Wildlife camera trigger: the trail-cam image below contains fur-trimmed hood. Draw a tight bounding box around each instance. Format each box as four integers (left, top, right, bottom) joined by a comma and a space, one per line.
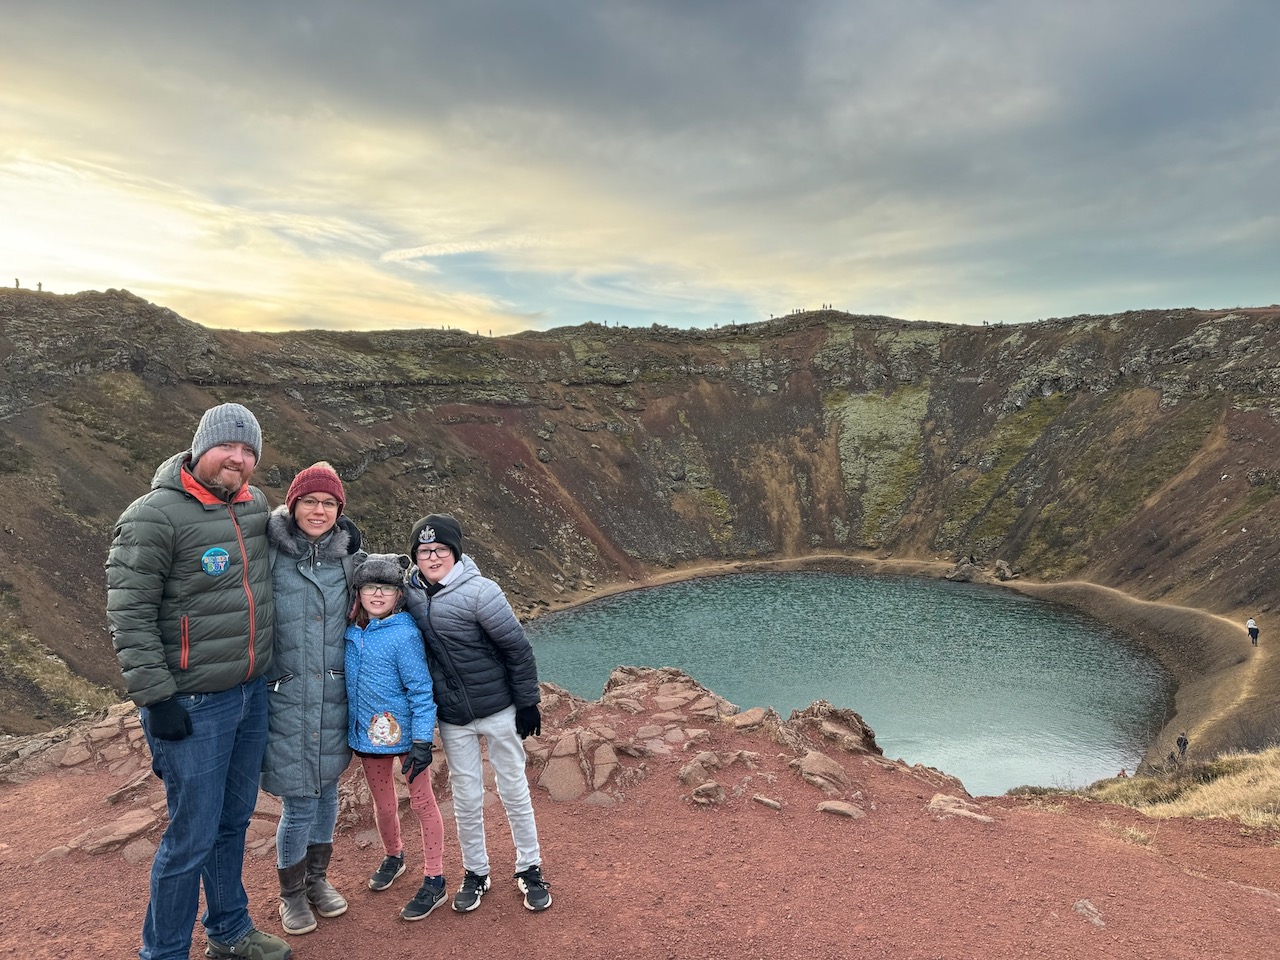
268, 505, 362, 560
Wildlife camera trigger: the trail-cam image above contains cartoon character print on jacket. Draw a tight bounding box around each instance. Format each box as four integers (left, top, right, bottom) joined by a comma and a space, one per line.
368, 711, 403, 747
344, 610, 436, 754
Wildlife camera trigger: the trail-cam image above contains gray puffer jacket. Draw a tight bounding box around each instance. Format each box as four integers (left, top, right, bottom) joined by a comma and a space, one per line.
260, 507, 361, 798
402, 555, 540, 726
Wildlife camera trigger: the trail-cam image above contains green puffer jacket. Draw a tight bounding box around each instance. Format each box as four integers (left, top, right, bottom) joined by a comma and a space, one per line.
106, 451, 275, 706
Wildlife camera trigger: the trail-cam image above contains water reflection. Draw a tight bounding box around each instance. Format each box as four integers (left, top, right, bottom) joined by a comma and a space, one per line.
525, 572, 1174, 796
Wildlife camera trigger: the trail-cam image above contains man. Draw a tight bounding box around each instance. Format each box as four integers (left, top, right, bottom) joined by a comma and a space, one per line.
107, 403, 290, 960
400, 513, 552, 914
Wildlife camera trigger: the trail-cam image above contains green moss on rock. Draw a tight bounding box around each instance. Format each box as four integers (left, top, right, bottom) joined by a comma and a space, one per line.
832, 384, 929, 545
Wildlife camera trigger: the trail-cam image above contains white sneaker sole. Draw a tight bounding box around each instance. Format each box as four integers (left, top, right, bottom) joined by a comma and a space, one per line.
452, 879, 490, 912
516, 877, 552, 912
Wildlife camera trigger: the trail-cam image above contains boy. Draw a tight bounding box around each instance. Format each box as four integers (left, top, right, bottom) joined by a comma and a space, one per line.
400, 514, 552, 913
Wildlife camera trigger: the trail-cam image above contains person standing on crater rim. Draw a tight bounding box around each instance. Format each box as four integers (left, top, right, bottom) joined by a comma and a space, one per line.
344, 552, 447, 923
401, 513, 553, 914
106, 403, 291, 960
261, 462, 362, 938
1247, 617, 1259, 646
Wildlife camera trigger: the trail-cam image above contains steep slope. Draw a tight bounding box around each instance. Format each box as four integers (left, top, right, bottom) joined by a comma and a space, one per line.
0, 289, 1277, 753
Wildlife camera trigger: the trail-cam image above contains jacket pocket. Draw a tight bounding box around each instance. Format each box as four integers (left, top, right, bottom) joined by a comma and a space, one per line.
267, 673, 295, 693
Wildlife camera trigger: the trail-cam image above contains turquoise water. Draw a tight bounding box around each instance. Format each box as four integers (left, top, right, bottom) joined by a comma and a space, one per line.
525, 572, 1174, 796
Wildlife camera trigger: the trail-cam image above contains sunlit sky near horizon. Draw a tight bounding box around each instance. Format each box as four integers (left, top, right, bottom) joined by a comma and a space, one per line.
4, 2, 1278, 336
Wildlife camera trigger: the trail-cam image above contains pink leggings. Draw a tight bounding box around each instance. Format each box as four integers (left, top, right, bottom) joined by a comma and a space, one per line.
359, 754, 444, 876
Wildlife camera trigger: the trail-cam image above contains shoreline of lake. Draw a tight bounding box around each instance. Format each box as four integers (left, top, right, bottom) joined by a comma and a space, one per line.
541, 553, 1264, 768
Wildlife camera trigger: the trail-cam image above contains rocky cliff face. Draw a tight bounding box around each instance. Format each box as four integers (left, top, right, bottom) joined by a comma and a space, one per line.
1, 288, 1277, 739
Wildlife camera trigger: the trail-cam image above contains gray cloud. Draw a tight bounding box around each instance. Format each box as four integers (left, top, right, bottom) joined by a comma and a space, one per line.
4, 0, 1278, 330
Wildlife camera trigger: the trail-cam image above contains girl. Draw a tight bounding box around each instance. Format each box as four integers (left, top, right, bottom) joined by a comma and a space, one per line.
344, 552, 447, 921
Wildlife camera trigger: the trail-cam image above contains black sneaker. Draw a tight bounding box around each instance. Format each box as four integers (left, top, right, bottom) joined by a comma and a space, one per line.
400, 875, 447, 921
514, 865, 552, 912
452, 870, 490, 912
368, 853, 406, 891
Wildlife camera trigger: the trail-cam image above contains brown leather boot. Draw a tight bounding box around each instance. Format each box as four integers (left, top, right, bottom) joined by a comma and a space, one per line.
278, 858, 317, 935
305, 843, 349, 918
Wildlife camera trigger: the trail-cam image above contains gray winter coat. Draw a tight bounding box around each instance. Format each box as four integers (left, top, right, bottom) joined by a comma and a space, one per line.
260, 507, 360, 798
402, 555, 539, 726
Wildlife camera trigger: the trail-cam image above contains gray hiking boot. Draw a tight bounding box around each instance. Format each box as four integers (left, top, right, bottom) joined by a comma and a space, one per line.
204, 928, 293, 959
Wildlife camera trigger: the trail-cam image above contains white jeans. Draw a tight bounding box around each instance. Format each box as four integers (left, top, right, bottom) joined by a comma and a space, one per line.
438, 704, 542, 875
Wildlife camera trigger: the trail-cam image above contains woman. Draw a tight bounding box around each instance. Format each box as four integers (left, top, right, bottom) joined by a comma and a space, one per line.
261, 462, 361, 936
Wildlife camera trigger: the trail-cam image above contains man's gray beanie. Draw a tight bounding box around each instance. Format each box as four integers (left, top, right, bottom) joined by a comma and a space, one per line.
191, 403, 263, 462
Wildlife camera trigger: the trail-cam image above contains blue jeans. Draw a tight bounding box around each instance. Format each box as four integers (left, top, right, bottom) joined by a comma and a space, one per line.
139, 678, 268, 960
276, 782, 339, 867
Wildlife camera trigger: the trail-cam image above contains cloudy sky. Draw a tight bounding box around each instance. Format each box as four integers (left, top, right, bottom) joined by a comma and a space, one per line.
3, 1, 1277, 335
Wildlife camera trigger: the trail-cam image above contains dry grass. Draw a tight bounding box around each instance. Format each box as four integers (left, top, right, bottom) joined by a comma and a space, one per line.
1099, 819, 1155, 847
1086, 746, 1280, 828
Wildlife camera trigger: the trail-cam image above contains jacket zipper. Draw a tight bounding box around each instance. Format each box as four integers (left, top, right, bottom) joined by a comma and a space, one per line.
180, 615, 190, 669
423, 584, 479, 722
230, 504, 256, 678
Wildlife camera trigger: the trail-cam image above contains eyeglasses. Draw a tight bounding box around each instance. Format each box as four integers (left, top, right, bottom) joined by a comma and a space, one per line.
359, 583, 400, 596
417, 546, 452, 560
298, 497, 340, 512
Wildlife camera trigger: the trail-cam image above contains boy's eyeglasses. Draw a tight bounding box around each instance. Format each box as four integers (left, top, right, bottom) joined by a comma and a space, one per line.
359, 583, 400, 596
417, 547, 453, 560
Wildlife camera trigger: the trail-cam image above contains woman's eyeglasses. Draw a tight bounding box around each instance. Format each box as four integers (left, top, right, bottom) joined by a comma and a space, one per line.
298, 497, 340, 513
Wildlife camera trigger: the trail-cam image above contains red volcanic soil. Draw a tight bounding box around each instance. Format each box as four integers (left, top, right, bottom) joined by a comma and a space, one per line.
1, 669, 1277, 960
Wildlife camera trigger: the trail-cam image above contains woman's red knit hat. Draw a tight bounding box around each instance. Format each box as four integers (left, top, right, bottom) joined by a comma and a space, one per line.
286, 462, 346, 515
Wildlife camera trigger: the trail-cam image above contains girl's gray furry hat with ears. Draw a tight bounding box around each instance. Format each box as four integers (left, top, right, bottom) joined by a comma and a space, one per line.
352, 552, 411, 590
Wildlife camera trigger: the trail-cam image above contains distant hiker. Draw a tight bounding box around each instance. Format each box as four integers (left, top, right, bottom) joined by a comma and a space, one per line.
106, 403, 291, 960
261, 463, 362, 937
1247, 617, 1259, 645
344, 552, 448, 922
1177, 732, 1189, 759
402, 513, 553, 913
1117, 769, 1128, 779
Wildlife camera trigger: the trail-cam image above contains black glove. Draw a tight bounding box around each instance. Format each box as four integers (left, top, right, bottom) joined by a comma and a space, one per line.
515, 704, 542, 739
401, 741, 433, 783
146, 697, 192, 741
